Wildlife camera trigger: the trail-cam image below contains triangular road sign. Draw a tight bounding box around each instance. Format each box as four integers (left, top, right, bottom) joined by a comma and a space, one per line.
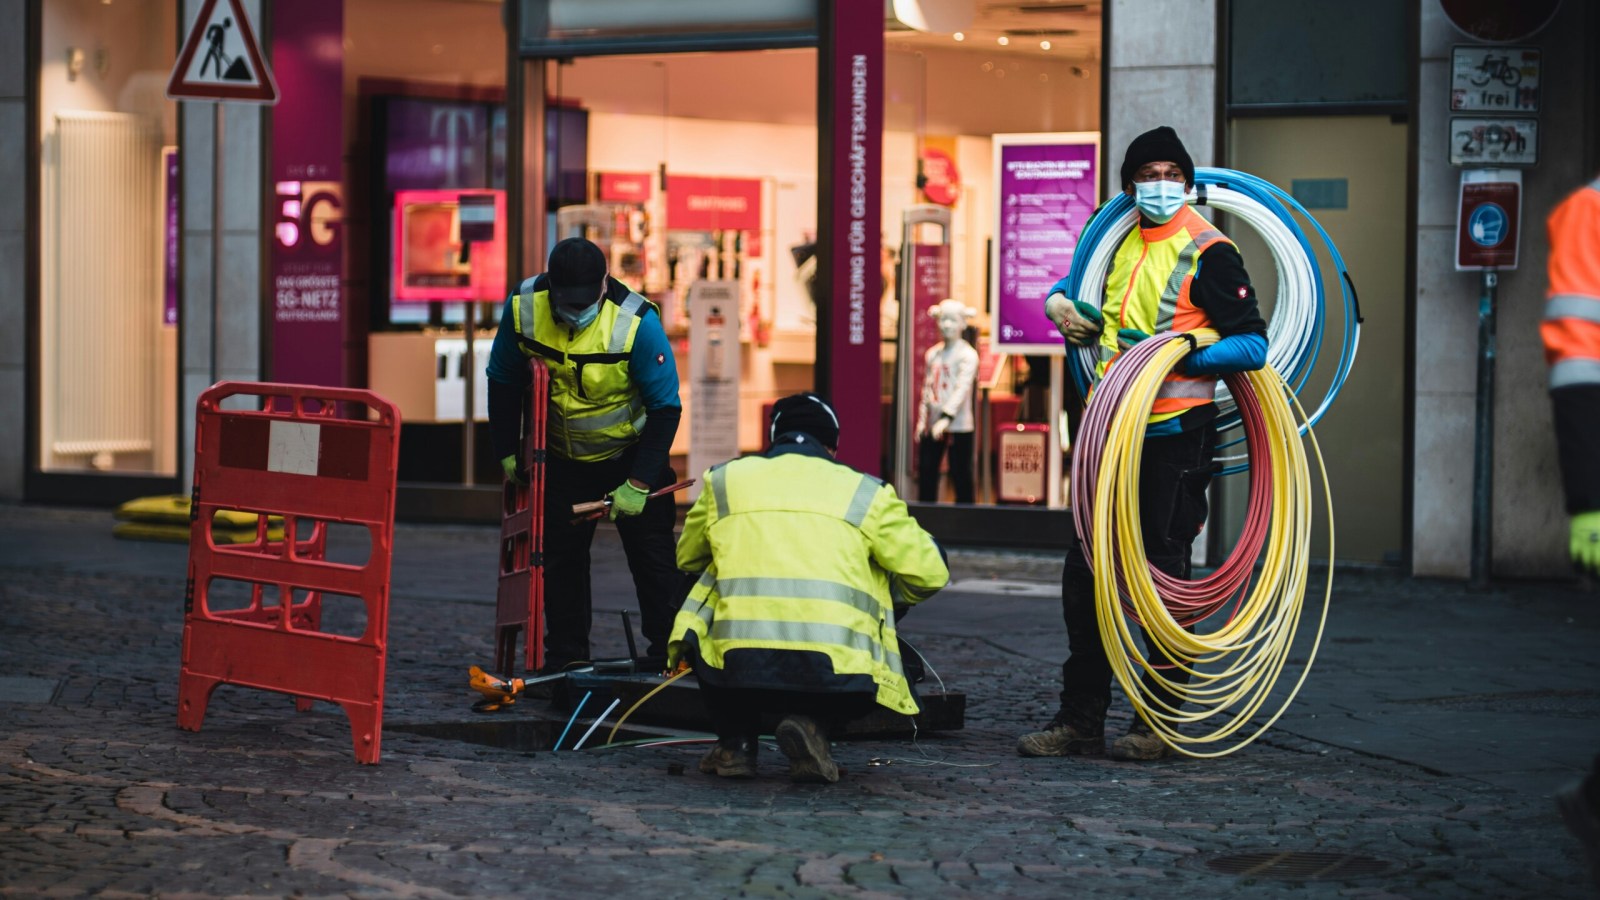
167, 0, 278, 104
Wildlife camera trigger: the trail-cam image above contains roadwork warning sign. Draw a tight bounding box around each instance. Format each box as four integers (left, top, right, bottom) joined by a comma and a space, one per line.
167, 0, 278, 104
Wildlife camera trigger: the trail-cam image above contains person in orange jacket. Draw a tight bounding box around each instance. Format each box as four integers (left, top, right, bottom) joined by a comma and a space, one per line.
1544, 173, 1600, 888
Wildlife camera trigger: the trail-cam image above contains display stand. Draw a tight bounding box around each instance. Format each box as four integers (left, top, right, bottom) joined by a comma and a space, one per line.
894, 205, 952, 499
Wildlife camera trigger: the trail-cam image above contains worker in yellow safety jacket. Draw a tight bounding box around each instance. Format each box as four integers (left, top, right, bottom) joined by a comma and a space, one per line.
1545, 174, 1600, 888
1026, 126, 1269, 762
486, 237, 684, 675
668, 393, 950, 784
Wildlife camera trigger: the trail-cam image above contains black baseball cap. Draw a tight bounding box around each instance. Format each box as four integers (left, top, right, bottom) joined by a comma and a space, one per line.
546, 237, 608, 309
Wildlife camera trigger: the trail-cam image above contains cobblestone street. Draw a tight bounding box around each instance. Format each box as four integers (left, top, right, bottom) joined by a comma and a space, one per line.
2, 505, 1596, 897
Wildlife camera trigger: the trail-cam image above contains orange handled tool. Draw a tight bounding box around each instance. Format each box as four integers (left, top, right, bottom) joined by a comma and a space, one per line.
569, 479, 696, 523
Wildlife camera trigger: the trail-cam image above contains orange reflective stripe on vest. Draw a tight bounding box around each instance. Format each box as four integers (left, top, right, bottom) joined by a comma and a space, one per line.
1099, 206, 1230, 422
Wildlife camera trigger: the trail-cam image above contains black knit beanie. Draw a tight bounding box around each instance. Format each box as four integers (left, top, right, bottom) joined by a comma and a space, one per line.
1120, 126, 1195, 189
769, 392, 840, 450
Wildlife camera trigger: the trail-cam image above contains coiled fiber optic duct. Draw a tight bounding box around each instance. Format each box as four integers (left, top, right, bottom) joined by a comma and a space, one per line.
1062, 168, 1353, 756
1072, 330, 1335, 757
1062, 167, 1361, 475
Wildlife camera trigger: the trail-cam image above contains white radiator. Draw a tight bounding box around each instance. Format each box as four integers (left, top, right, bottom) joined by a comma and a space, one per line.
45, 111, 162, 461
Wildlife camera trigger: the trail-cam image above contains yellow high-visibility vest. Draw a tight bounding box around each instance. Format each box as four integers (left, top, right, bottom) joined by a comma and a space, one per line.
669, 449, 950, 715
511, 278, 656, 462
1099, 205, 1233, 423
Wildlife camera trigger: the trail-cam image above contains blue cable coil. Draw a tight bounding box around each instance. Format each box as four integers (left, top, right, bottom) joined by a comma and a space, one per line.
1058, 167, 1362, 475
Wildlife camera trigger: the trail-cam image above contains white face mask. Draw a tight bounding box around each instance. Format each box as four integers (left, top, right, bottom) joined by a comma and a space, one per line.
1134, 180, 1188, 224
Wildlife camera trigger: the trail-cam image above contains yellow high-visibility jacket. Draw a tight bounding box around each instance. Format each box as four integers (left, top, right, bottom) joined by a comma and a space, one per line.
668, 440, 949, 715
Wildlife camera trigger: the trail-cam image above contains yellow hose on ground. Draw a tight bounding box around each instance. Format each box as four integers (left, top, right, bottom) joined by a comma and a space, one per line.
1088, 330, 1334, 758
602, 667, 692, 747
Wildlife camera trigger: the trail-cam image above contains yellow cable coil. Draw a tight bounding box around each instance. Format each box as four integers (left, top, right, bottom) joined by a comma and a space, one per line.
1090, 328, 1334, 757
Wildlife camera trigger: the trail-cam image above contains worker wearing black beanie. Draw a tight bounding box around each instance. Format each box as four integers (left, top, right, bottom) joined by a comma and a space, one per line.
1026, 124, 1269, 765
1119, 125, 1195, 190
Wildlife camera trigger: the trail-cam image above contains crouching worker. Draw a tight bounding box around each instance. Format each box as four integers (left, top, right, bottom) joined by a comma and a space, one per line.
667, 393, 950, 783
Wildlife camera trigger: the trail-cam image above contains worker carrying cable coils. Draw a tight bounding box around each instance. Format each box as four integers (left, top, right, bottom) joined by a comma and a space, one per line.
667, 393, 950, 784
1544, 174, 1600, 887
1022, 126, 1269, 761
486, 237, 686, 676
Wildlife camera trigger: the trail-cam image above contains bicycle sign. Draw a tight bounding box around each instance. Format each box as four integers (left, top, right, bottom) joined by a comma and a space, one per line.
1450, 46, 1539, 113
1450, 117, 1538, 168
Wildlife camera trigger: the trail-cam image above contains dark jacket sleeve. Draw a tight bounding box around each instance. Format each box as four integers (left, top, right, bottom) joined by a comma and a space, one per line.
488, 378, 525, 462
1190, 243, 1267, 337
1551, 385, 1600, 513
629, 406, 682, 487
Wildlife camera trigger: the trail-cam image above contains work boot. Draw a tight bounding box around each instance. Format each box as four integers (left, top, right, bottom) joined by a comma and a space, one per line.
698, 740, 756, 779
1557, 780, 1600, 889
1108, 721, 1173, 761
775, 716, 839, 784
1016, 718, 1104, 757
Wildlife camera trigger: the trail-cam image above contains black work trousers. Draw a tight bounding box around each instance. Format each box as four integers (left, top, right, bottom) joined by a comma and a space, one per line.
1056, 424, 1217, 732
699, 681, 878, 750
918, 432, 975, 504
541, 447, 683, 668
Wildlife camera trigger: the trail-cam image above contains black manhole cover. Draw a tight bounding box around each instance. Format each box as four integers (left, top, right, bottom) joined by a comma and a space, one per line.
1205, 850, 1395, 880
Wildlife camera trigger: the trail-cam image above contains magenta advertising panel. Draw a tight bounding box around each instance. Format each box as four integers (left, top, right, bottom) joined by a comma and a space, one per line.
907, 242, 948, 458
991, 133, 1099, 354
163, 148, 178, 326
385, 97, 489, 191
270, 0, 344, 387
824, 1, 883, 474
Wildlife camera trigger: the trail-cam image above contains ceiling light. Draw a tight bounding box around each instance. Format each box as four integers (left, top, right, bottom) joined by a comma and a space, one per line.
997, 35, 1009, 46
1040, 40, 1052, 50
953, 31, 964, 41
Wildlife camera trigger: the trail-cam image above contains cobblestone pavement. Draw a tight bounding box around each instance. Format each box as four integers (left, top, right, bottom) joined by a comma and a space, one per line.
1, 504, 1596, 897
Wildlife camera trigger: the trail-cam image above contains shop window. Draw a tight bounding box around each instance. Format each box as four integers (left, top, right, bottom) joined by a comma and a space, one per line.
37, 0, 179, 476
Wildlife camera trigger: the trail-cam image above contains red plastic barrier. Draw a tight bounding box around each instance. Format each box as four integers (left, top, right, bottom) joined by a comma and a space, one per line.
494, 361, 549, 676
177, 383, 401, 764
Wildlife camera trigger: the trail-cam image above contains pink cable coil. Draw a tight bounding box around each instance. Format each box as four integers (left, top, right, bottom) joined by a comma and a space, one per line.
1069, 332, 1275, 628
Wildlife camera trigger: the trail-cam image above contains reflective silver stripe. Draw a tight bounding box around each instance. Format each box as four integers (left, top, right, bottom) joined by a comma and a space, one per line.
516, 286, 540, 341
564, 397, 644, 433
608, 292, 647, 353
688, 574, 718, 627
708, 619, 891, 664
843, 476, 879, 527
1546, 295, 1600, 324
1551, 358, 1600, 389
566, 433, 633, 459
1156, 378, 1219, 399
710, 465, 729, 519
717, 576, 881, 619
1155, 239, 1203, 332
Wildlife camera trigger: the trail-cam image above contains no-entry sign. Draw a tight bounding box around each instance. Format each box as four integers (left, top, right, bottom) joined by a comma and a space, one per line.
1456, 169, 1521, 271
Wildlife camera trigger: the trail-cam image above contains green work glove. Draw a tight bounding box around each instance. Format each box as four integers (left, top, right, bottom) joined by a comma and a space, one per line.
1572, 510, 1600, 576
1071, 299, 1104, 329
1116, 328, 1151, 351
500, 454, 525, 486
608, 479, 650, 521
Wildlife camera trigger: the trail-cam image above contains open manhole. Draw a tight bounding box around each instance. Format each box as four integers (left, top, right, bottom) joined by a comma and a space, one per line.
1205, 850, 1396, 881
387, 717, 667, 753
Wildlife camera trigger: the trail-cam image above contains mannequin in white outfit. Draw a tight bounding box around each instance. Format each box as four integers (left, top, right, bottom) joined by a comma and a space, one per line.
917, 299, 980, 503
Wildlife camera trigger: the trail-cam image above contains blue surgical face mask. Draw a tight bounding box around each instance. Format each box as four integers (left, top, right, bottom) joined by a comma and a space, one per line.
556, 301, 600, 330
1134, 180, 1188, 224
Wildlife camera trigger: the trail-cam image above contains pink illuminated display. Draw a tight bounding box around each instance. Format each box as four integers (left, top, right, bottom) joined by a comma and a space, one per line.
391, 189, 507, 303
